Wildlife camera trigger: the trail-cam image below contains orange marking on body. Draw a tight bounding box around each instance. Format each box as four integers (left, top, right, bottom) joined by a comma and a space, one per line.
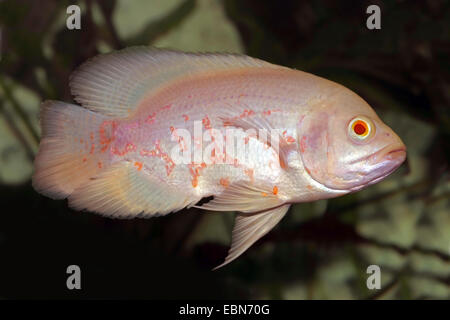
140, 149, 157, 157
223, 120, 233, 127
272, 186, 278, 195
171, 128, 188, 152
161, 156, 175, 176
286, 136, 296, 143
279, 157, 287, 169
222, 109, 256, 127
202, 115, 212, 130
306, 185, 313, 190
239, 109, 255, 118
140, 142, 175, 176
261, 192, 268, 197
219, 178, 230, 187
134, 161, 143, 171
182, 114, 189, 122
300, 136, 307, 153
188, 162, 207, 188
112, 143, 136, 156
262, 108, 281, 116
99, 120, 117, 153
179, 138, 188, 152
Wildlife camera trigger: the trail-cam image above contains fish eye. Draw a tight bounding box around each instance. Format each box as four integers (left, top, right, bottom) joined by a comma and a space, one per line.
348, 116, 374, 141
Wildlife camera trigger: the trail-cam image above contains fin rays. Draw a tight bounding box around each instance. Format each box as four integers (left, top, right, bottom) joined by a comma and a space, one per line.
213, 204, 290, 270
69, 47, 276, 117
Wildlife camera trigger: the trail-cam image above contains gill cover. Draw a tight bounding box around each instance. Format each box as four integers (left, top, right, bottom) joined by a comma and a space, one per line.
298, 111, 340, 189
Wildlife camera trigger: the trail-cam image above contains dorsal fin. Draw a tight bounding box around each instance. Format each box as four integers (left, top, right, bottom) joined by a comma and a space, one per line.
69, 47, 279, 117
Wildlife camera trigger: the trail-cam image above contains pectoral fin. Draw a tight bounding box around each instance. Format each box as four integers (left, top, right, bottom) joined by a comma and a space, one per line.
195, 181, 283, 213
213, 204, 290, 270
217, 110, 296, 169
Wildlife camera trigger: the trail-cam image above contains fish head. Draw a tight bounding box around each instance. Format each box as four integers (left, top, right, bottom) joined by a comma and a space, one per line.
298, 87, 406, 192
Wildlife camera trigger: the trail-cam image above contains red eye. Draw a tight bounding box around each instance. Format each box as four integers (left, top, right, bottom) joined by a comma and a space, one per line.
348, 117, 374, 141
353, 121, 367, 135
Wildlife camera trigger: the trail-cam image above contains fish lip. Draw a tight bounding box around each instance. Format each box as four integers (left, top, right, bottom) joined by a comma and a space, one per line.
369, 144, 406, 164
368, 147, 406, 180
387, 147, 406, 154
346, 145, 406, 191
385, 147, 407, 160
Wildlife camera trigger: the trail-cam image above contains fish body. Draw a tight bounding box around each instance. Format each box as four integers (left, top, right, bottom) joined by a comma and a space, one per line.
106, 68, 339, 203
33, 47, 406, 268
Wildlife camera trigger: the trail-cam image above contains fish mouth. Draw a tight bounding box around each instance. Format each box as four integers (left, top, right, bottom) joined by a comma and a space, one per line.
347, 145, 407, 191
366, 146, 406, 182
349, 144, 406, 165
385, 148, 407, 161
368, 144, 406, 163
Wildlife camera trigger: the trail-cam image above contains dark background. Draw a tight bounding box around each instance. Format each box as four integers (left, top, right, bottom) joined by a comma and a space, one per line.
0, 0, 448, 299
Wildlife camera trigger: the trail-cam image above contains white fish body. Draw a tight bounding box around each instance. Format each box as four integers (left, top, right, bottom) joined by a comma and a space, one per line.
33, 47, 406, 268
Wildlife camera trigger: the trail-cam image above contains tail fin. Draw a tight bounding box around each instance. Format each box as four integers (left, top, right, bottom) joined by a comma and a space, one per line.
32, 100, 112, 199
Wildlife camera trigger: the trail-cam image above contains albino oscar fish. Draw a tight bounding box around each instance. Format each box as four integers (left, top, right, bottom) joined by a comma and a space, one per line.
32, 47, 406, 269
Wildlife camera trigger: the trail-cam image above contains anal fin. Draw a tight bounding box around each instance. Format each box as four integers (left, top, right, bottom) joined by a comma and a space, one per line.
213, 204, 290, 270
68, 162, 198, 218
